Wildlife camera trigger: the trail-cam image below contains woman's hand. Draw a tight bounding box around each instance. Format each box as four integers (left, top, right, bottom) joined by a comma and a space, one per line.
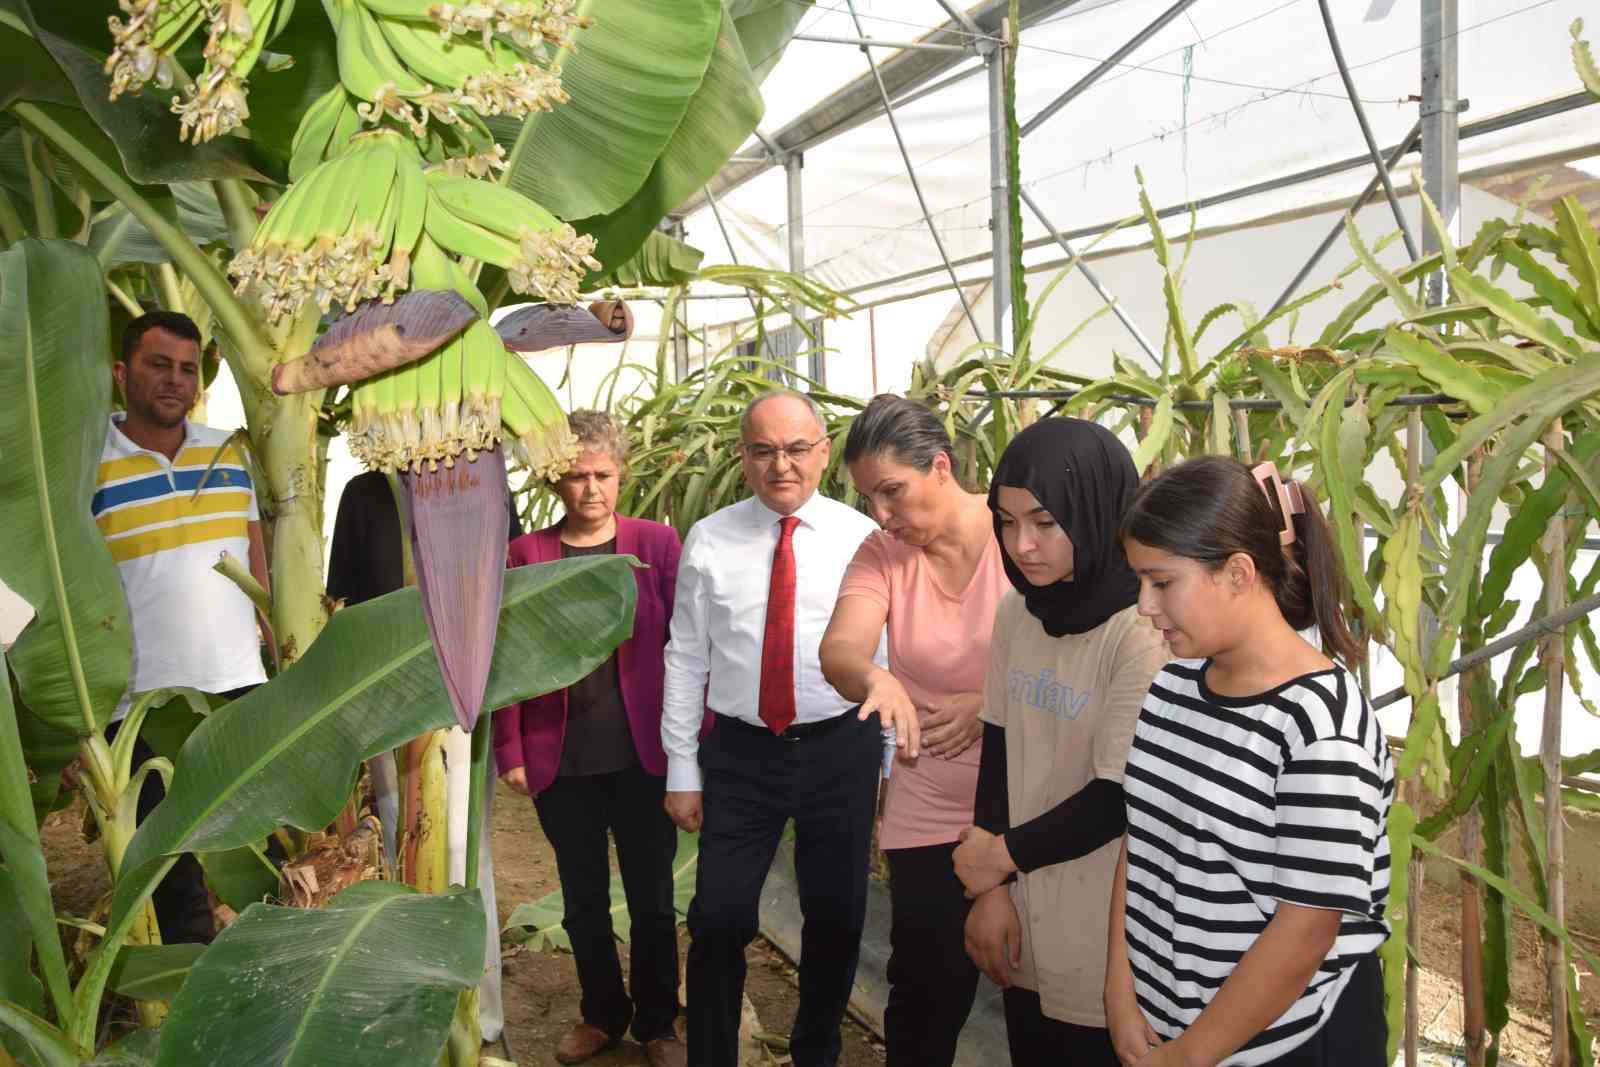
857, 668, 922, 758
953, 825, 1016, 898
1106, 953, 1161, 1065
921, 692, 982, 759
500, 766, 533, 797
963, 886, 1022, 987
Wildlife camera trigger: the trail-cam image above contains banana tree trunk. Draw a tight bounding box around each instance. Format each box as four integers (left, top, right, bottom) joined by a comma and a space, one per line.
220, 308, 329, 666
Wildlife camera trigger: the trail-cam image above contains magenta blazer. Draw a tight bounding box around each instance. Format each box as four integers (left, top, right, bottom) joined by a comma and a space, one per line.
493, 514, 699, 794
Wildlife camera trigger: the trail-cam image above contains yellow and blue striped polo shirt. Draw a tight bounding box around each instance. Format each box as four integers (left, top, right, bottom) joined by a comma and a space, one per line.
95, 416, 268, 712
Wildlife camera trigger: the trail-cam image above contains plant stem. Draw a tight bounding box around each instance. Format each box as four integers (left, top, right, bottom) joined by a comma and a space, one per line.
105, 274, 143, 317
18, 128, 56, 239
464, 713, 489, 891
11, 101, 276, 380
155, 262, 184, 313
0, 184, 24, 243
212, 178, 257, 251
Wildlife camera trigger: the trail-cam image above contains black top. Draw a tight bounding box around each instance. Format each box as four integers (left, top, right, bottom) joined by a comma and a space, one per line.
556, 538, 637, 777
326, 470, 523, 606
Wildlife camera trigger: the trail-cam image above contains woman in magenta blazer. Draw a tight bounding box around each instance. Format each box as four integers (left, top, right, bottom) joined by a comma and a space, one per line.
493, 410, 691, 1067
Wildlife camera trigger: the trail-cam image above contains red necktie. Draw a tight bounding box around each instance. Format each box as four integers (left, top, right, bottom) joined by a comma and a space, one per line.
758, 515, 800, 734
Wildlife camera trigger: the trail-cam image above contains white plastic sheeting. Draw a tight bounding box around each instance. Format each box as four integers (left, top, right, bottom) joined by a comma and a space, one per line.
679, 0, 1599, 341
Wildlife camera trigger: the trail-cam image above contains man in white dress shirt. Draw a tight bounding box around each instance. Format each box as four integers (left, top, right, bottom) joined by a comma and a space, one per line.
662, 390, 886, 1067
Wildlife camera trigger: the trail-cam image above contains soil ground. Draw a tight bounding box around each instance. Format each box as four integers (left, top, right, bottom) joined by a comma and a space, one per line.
33, 784, 1600, 1065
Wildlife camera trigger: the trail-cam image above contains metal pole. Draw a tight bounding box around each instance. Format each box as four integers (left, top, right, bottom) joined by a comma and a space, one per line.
669, 220, 690, 381
793, 32, 969, 53
786, 152, 820, 384
932, 0, 982, 38
1317, 0, 1419, 261
1421, 0, 1461, 305
1020, 0, 1201, 139
986, 37, 1014, 356
1541, 425, 1572, 1067
1020, 187, 1161, 367
1269, 122, 1422, 316
702, 187, 764, 325
845, 0, 984, 344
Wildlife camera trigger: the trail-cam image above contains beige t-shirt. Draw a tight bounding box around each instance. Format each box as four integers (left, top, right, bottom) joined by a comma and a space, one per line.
981, 594, 1168, 1027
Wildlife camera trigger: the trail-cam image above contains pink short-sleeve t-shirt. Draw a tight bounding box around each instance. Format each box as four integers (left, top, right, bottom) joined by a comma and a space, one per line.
839, 529, 1009, 849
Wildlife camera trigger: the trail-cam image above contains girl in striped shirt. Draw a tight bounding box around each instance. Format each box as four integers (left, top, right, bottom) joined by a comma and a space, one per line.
1106, 456, 1393, 1067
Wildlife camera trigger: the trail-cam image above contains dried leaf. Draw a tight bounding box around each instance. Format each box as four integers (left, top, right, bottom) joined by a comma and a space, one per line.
495, 300, 634, 352
270, 289, 478, 395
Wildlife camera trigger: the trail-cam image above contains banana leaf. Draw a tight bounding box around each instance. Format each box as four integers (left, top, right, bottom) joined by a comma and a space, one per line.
155, 882, 486, 1067
87, 1030, 161, 1067
575, 4, 767, 275
108, 943, 208, 1003
110, 555, 637, 930
0, 239, 131, 746
728, 0, 814, 84
0, 864, 46, 1065
590, 230, 705, 289
0, 655, 76, 1057
497, 0, 723, 221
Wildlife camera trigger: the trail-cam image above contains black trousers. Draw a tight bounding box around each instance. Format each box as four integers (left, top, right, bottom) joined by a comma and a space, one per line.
534, 765, 680, 1042
106, 720, 213, 944
883, 842, 981, 1067
1002, 987, 1119, 1066
686, 712, 881, 1067
1259, 953, 1386, 1067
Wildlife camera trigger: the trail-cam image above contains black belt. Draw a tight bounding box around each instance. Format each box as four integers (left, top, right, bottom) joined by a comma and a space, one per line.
718, 709, 857, 742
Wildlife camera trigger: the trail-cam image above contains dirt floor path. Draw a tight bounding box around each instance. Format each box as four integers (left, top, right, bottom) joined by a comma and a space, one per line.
34, 783, 1600, 1065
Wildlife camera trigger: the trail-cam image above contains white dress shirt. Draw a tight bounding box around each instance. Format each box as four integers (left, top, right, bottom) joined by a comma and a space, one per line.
661, 492, 889, 791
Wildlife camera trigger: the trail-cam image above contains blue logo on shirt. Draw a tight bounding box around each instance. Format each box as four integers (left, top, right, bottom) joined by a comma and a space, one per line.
1008, 668, 1091, 720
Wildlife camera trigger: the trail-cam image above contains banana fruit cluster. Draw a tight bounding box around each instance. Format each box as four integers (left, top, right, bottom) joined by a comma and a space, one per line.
229, 128, 426, 325
106, 0, 295, 143
345, 235, 578, 478
231, 127, 599, 323
333, 0, 586, 137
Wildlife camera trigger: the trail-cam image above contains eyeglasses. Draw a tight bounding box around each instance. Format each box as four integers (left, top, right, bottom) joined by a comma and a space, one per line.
742, 437, 825, 464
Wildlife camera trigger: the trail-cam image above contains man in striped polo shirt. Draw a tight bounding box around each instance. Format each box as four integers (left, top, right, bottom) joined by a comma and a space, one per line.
94, 310, 271, 942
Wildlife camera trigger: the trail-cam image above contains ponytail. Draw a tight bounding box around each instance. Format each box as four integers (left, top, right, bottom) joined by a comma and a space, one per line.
1119, 455, 1365, 666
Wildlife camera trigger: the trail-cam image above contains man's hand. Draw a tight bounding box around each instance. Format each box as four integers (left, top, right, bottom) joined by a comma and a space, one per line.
921, 692, 982, 759
500, 766, 533, 797
665, 790, 703, 832
953, 825, 1016, 898
1131, 1038, 1194, 1067
963, 886, 1022, 987
857, 670, 921, 757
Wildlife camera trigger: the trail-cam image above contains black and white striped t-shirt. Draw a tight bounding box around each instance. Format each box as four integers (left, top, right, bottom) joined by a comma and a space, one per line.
1122, 659, 1393, 1065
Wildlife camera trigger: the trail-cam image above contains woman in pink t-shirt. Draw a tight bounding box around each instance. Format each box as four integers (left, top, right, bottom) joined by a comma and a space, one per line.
820, 394, 1010, 1067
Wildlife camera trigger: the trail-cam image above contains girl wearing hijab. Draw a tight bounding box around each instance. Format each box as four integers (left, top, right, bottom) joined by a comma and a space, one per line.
950, 418, 1168, 1064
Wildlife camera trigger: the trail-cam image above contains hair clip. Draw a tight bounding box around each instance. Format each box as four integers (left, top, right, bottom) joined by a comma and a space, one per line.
1250, 462, 1306, 546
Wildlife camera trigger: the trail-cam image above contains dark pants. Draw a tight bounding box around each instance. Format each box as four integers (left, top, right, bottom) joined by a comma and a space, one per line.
883, 842, 981, 1067
1002, 988, 1119, 1066
686, 712, 881, 1067
534, 765, 681, 1042
1260, 954, 1386, 1066
106, 721, 213, 944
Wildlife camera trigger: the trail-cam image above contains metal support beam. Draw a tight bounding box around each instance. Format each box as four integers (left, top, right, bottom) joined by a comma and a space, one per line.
793, 32, 969, 53
1020, 187, 1161, 367
933, 0, 983, 38
1421, 0, 1461, 304
1020, 0, 1201, 139
703, 187, 764, 327
986, 37, 1014, 355
1317, 0, 1419, 261
1269, 122, 1422, 316
845, 0, 983, 343
681, 0, 1089, 217
786, 153, 821, 384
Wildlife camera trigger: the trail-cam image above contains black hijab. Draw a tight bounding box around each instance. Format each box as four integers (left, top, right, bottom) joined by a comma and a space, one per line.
988, 417, 1142, 637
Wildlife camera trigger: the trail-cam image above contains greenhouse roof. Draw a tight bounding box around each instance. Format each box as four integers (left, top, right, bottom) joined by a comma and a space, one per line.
675, 0, 1600, 320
